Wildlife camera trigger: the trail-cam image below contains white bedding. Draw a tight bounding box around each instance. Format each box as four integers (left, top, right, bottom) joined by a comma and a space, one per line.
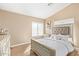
32, 38, 74, 56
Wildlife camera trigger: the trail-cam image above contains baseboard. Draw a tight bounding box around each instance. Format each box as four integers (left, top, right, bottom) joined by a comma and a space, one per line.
10, 42, 31, 48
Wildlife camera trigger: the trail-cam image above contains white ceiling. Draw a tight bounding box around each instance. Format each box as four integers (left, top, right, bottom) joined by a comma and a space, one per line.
0, 3, 71, 19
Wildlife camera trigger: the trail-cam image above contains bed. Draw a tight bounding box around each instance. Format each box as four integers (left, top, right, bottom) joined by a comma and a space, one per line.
31, 24, 75, 56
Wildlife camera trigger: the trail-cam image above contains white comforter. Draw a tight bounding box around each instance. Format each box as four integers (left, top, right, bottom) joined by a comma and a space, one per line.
33, 38, 74, 56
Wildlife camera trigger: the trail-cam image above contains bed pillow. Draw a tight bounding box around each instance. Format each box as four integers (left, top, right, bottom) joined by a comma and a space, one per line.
55, 34, 69, 41
50, 34, 57, 40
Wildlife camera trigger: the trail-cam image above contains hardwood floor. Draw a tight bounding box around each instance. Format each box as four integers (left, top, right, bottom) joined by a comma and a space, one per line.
11, 43, 36, 56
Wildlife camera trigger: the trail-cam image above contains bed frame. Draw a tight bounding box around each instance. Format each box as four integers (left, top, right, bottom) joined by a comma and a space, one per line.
31, 39, 56, 56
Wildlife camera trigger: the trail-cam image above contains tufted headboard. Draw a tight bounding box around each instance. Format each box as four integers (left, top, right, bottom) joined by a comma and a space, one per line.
52, 26, 70, 35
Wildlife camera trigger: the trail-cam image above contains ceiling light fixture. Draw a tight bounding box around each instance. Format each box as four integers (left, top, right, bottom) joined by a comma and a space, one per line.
48, 3, 53, 6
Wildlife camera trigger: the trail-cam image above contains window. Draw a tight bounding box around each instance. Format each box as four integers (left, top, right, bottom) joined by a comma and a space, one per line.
32, 22, 44, 36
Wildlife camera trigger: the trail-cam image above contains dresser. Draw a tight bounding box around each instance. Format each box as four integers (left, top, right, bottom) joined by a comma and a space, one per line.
0, 35, 10, 56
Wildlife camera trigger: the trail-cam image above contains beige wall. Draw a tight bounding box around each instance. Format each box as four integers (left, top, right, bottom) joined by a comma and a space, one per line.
45, 3, 79, 47
0, 10, 44, 46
